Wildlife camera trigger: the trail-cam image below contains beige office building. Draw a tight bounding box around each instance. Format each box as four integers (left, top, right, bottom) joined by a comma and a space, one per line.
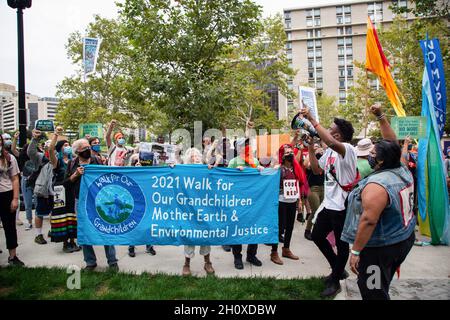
283, 0, 415, 112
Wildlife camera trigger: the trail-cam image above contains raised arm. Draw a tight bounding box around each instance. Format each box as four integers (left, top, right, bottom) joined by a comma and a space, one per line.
27, 129, 43, 168
370, 104, 397, 142
11, 131, 20, 157
49, 126, 63, 169
106, 119, 117, 149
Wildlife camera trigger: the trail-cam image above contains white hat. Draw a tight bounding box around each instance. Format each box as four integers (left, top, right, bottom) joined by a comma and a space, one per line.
356, 138, 374, 157
1, 133, 11, 140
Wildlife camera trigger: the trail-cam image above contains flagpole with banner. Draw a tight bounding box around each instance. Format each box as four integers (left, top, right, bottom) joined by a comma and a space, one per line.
417, 36, 449, 245
82, 37, 101, 116
365, 17, 406, 117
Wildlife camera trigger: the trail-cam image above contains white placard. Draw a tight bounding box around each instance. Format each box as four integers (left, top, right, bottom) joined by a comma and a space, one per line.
54, 185, 66, 209
283, 179, 299, 200
299, 86, 319, 122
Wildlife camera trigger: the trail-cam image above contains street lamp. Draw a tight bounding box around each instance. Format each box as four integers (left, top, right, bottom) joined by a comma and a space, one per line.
7, 0, 32, 148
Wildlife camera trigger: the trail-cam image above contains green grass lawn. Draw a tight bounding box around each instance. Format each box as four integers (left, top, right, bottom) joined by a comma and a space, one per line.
0, 266, 330, 300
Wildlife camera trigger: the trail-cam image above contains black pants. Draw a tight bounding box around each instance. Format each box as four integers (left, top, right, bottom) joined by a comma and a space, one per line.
272, 201, 297, 251
232, 244, 258, 259
357, 231, 415, 300
0, 191, 18, 250
311, 208, 349, 282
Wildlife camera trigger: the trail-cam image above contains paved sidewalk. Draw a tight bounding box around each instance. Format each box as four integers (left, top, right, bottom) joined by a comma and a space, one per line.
1, 211, 449, 299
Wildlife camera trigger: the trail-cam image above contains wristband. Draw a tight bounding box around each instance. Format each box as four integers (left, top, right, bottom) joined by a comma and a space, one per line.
351, 249, 360, 256
376, 113, 386, 121
313, 122, 320, 129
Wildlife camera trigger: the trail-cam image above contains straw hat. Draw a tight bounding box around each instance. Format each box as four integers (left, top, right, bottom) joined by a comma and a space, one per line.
356, 138, 374, 157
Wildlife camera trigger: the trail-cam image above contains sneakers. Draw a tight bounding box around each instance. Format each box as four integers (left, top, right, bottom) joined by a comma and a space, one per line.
321, 280, 341, 298
25, 223, 32, 231
128, 246, 136, 258
34, 234, 47, 245
16, 219, 24, 226
304, 230, 313, 241
204, 262, 215, 275
182, 264, 191, 276
146, 245, 156, 255
270, 251, 283, 265
108, 263, 119, 272
282, 248, 299, 260
8, 256, 25, 266
63, 243, 72, 253
222, 245, 231, 252
84, 264, 97, 271
70, 243, 81, 252
324, 270, 349, 284
246, 256, 262, 267
234, 257, 244, 270
296, 213, 305, 223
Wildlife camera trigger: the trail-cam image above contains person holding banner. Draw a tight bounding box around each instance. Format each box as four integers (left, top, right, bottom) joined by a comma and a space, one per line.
106, 120, 132, 167
64, 139, 118, 271
300, 106, 357, 298
179, 148, 215, 276
89, 137, 106, 165
342, 104, 416, 300
0, 134, 24, 266
228, 138, 264, 269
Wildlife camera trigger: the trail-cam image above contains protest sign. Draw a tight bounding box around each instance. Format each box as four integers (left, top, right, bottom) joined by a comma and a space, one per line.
83, 37, 101, 76
79, 123, 103, 139
391, 116, 427, 139
53, 185, 66, 209
299, 86, 319, 121
77, 165, 280, 245
35, 120, 54, 132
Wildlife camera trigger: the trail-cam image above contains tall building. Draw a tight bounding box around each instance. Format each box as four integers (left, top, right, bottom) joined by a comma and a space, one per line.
283, 0, 413, 111
0, 83, 59, 132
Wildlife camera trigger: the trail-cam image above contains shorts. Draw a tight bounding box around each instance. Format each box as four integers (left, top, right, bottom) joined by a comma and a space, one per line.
36, 196, 54, 217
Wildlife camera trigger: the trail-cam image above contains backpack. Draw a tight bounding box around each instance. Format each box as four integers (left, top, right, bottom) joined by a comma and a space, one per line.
27, 157, 50, 189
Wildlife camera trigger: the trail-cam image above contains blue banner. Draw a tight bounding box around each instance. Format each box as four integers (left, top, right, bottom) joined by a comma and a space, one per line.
83, 37, 101, 76
77, 165, 280, 246
420, 38, 447, 138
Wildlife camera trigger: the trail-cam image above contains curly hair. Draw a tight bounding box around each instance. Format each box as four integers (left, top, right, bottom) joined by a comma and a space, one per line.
333, 118, 354, 142
375, 139, 401, 170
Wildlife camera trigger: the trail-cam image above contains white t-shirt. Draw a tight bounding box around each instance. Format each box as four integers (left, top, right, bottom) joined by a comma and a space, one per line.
0, 156, 19, 193
108, 145, 131, 167
319, 143, 357, 211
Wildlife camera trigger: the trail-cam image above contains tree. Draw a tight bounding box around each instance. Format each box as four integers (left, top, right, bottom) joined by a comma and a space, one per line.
390, 0, 449, 19
316, 91, 338, 129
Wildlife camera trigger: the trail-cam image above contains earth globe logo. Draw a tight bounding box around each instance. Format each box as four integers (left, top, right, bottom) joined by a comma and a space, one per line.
95, 185, 134, 224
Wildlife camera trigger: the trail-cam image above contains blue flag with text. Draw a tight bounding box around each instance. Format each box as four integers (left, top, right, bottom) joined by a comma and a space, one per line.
77, 165, 280, 245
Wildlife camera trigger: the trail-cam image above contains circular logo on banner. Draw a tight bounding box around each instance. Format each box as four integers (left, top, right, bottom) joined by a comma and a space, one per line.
87, 173, 145, 235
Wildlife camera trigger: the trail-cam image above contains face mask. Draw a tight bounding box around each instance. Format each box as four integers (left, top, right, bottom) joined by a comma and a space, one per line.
91, 145, 101, 153
78, 148, 91, 159
4, 140, 12, 148
63, 146, 72, 155
316, 153, 322, 160
368, 155, 378, 169
118, 138, 126, 146
283, 153, 294, 162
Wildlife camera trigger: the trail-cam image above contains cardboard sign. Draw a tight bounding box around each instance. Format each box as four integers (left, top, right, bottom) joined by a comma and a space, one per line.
283, 179, 299, 200
35, 120, 54, 132
139, 142, 176, 165
391, 116, 427, 139
54, 185, 66, 209
79, 123, 104, 139
299, 86, 319, 122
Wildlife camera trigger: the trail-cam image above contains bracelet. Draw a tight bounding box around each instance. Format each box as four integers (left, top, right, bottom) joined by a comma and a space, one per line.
351, 249, 360, 256
376, 113, 386, 121
313, 122, 320, 129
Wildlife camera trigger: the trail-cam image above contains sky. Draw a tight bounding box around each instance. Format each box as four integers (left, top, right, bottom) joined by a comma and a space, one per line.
0, 0, 343, 98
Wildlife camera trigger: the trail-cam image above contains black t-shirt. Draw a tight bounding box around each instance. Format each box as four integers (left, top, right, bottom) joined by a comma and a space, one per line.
64, 156, 102, 200
306, 168, 324, 187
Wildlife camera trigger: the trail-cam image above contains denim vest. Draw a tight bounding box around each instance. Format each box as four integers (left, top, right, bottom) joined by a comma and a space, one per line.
342, 164, 416, 247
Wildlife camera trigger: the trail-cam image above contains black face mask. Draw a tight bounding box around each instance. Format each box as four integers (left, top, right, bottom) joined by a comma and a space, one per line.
78, 148, 91, 159
316, 153, 323, 160
283, 154, 294, 162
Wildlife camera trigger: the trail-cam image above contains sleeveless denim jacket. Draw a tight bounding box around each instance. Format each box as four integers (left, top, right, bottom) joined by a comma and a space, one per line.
341, 164, 416, 247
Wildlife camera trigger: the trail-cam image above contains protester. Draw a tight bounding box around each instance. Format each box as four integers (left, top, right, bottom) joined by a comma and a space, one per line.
356, 138, 374, 179
89, 136, 106, 164
227, 137, 264, 269
64, 138, 118, 271
270, 144, 302, 265
0, 134, 24, 265
303, 143, 325, 241
27, 129, 60, 245
342, 104, 416, 300
48, 127, 80, 253
17, 130, 35, 230
401, 136, 418, 216
106, 120, 132, 167
300, 105, 357, 297
180, 147, 214, 276
202, 136, 212, 164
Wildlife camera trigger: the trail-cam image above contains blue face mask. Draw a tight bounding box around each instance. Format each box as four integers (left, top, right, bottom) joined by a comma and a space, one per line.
367, 155, 378, 169
4, 140, 12, 147
63, 146, 72, 155
91, 145, 101, 153
118, 138, 126, 146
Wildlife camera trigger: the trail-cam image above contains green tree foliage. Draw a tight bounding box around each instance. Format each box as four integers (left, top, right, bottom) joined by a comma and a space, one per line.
390, 0, 449, 19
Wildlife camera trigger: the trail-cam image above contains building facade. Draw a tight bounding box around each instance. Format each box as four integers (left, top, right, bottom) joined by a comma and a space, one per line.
0, 83, 59, 132
283, 0, 413, 111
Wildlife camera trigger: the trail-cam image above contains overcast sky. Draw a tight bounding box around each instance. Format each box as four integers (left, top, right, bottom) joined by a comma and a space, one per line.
1, 0, 343, 98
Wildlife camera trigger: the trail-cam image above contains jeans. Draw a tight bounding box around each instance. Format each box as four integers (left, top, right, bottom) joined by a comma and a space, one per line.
306, 185, 324, 232
0, 191, 18, 250
21, 176, 34, 222
82, 245, 118, 267
312, 208, 349, 282
357, 232, 415, 300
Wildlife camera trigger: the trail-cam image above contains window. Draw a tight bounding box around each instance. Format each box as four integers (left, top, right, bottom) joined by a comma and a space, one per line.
315, 49, 322, 58
307, 49, 314, 58
316, 81, 323, 89
346, 47, 353, 55
336, 6, 343, 14
347, 68, 353, 77
315, 39, 322, 47
315, 29, 321, 37
339, 91, 347, 99
286, 32, 292, 40
307, 18, 313, 27
338, 58, 345, 66
346, 57, 353, 66
306, 9, 313, 17
316, 70, 323, 79
338, 47, 345, 56
314, 9, 320, 17
347, 79, 354, 87
285, 20, 291, 29
308, 71, 314, 79
337, 16, 344, 24
345, 37, 352, 45
392, 1, 408, 18
339, 80, 346, 89
345, 27, 352, 35
286, 42, 292, 50
308, 60, 314, 68
337, 38, 344, 46
368, 2, 383, 22
307, 40, 314, 48
344, 5, 351, 13
287, 80, 293, 90
314, 18, 321, 26
338, 68, 346, 77
316, 60, 322, 68
284, 11, 291, 19
287, 51, 292, 59
344, 15, 351, 24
